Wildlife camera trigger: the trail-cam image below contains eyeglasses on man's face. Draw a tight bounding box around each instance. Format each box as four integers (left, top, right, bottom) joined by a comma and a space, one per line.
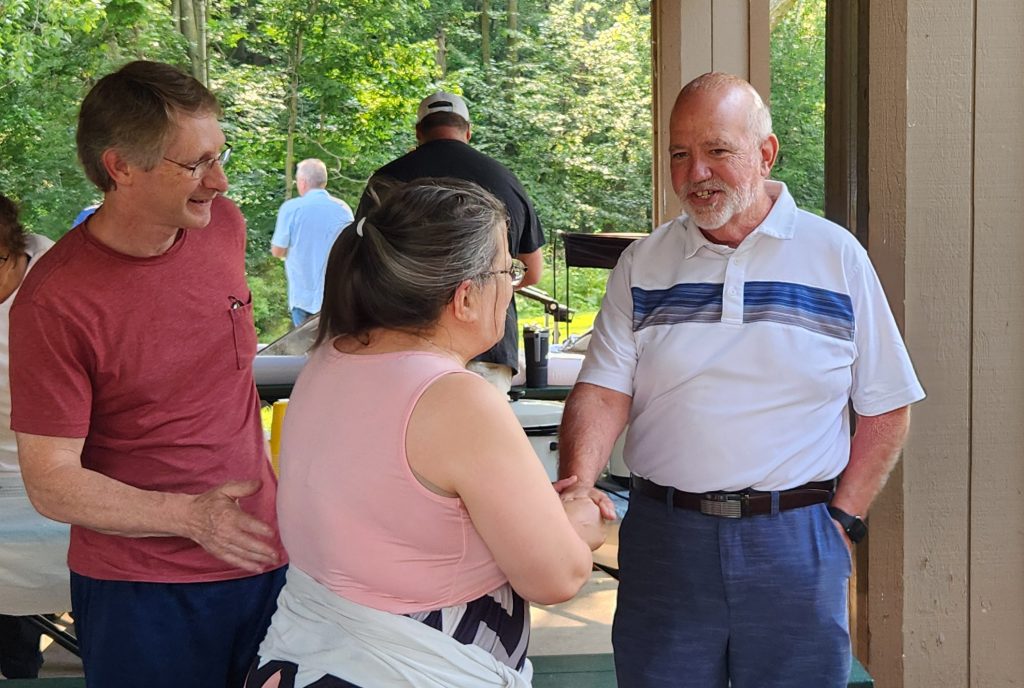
163, 144, 232, 178
478, 258, 527, 288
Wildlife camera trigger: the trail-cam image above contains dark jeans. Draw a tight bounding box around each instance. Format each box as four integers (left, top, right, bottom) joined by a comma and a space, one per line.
71, 566, 287, 688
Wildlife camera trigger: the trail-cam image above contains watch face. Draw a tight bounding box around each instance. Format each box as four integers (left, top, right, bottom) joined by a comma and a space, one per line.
847, 518, 868, 543
829, 506, 867, 543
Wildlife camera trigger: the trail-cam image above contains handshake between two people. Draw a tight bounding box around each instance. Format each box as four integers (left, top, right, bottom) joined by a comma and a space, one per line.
553, 475, 616, 552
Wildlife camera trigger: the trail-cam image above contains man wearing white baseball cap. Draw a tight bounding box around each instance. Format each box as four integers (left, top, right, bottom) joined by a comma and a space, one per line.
416, 91, 472, 123
358, 91, 545, 394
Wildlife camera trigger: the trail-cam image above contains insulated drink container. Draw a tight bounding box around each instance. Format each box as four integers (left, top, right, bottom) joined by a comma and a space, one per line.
523, 326, 550, 388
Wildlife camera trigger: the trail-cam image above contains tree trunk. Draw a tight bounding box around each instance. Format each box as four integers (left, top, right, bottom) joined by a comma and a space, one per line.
481, 0, 490, 66
436, 27, 447, 75
284, 2, 318, 199
177, 0, 199, 77
285, 31, 303, 200
194, 0, 208, 85
174, 0, 207, 85
507, 0, 518, 64
770, 0, 801, 29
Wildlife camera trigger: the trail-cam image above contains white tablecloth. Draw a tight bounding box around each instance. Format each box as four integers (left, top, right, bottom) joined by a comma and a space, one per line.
0, 474, 71, 614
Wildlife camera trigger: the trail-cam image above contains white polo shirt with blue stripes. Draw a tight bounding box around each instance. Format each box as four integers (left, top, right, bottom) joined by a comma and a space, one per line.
578, 181, 925, 492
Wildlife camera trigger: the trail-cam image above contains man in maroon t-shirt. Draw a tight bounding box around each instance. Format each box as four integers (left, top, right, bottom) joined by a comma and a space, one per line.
9, 61, 287, 687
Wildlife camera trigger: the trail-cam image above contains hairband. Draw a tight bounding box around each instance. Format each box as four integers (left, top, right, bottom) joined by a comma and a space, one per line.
355, 217, 366, 237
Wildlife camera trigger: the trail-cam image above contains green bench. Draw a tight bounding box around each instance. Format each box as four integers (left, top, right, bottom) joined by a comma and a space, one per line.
531, 653, 874, 687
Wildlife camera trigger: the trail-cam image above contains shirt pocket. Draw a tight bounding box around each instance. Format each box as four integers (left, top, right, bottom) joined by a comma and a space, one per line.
228, 294, 258, 370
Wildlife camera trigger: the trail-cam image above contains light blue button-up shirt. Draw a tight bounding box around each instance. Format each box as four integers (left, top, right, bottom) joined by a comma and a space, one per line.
271, 189, 353, 313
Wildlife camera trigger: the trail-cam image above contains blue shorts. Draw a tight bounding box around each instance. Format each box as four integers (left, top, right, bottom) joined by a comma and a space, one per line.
71, 566, 287, 688
613, 492, 851, 688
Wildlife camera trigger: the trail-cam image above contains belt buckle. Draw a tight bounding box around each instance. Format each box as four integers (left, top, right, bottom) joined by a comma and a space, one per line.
699, 493, 745, 518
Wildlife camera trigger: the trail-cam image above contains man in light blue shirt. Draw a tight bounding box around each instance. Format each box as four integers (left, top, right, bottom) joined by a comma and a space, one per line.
271, 159, 354, 326
72, 204, 100, 228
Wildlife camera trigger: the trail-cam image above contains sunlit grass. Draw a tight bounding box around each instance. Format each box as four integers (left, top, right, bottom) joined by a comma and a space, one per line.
520, 310, 597, 346
516, 259, 609, 345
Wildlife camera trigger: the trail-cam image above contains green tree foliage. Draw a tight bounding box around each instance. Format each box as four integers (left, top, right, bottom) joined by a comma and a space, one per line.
770, 0, 826, 215
0, 0, 186, 234
414, 0, 653, 314
0, 0, 651, 336
209, 0, 441, 337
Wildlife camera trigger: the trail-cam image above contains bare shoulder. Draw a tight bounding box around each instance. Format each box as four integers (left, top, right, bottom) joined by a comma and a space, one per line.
414, 371, 519, 433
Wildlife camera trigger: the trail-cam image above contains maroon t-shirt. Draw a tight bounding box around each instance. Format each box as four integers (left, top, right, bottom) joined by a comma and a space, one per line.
10, 196, 287, 582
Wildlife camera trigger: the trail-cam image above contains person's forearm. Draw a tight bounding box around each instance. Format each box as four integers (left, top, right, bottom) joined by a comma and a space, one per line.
24, 461, 196, 539
831, 406, 911, 516
517, 271, 541, 289
19, 432, 279, 571
558, 382, 630, 485
517, 249, 543, 289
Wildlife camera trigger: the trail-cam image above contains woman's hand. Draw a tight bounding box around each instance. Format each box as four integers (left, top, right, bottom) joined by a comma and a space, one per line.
556, 475, 618, 521
561, 494, 607, 551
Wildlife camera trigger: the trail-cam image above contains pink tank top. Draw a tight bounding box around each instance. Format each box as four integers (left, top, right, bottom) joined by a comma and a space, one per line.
276, 344, 510, 614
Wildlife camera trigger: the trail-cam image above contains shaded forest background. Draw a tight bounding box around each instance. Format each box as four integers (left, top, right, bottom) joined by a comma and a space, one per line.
0, 0, 823, 339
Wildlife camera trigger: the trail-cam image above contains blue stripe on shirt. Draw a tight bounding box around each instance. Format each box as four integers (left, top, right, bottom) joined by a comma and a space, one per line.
631, 281, 854, 341
744, 281, 854, 340
631, 283, 723, 331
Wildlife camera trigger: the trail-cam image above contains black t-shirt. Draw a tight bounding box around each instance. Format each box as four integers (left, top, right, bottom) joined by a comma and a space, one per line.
359, 139, 545, 373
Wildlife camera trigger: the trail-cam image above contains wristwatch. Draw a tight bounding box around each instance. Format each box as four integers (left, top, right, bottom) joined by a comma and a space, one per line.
827, 506, 868, 544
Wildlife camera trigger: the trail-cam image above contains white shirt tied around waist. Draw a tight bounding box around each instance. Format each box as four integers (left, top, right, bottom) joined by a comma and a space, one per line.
579, 181, 925, 493
255, 566, 532, 688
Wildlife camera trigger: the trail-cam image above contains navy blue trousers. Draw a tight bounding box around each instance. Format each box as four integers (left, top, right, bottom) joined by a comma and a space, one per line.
613, 493, 851, 688
71, 566, 286, 688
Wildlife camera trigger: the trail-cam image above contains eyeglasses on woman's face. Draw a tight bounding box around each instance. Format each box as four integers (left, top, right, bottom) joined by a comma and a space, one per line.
163, 144, 232, 178
478, 258, 527, 288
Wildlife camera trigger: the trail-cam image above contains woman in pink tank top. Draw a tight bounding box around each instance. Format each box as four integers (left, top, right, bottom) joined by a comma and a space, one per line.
247, 179, 605, 688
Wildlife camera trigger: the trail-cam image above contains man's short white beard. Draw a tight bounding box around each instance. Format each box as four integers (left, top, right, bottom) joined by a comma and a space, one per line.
679, 181, 760, 231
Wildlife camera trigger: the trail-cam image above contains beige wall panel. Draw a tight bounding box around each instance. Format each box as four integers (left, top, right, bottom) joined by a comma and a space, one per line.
711, 0, 749, 81
970, 0, 1024, 683
679, 0, 713, 75
899, 0, 974, 686
747, 0, 770, 101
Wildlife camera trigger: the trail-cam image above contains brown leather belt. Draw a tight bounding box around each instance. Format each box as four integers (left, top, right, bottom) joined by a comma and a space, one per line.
631, 476, 835, 518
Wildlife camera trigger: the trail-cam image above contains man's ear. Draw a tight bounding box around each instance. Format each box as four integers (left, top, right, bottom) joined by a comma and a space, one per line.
450, 279, 479, 324
760, 134, 780, 176
102, 148, 135, 188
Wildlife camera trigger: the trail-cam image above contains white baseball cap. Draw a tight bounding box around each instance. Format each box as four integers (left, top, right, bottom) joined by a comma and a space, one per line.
416, 92, 470, 124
